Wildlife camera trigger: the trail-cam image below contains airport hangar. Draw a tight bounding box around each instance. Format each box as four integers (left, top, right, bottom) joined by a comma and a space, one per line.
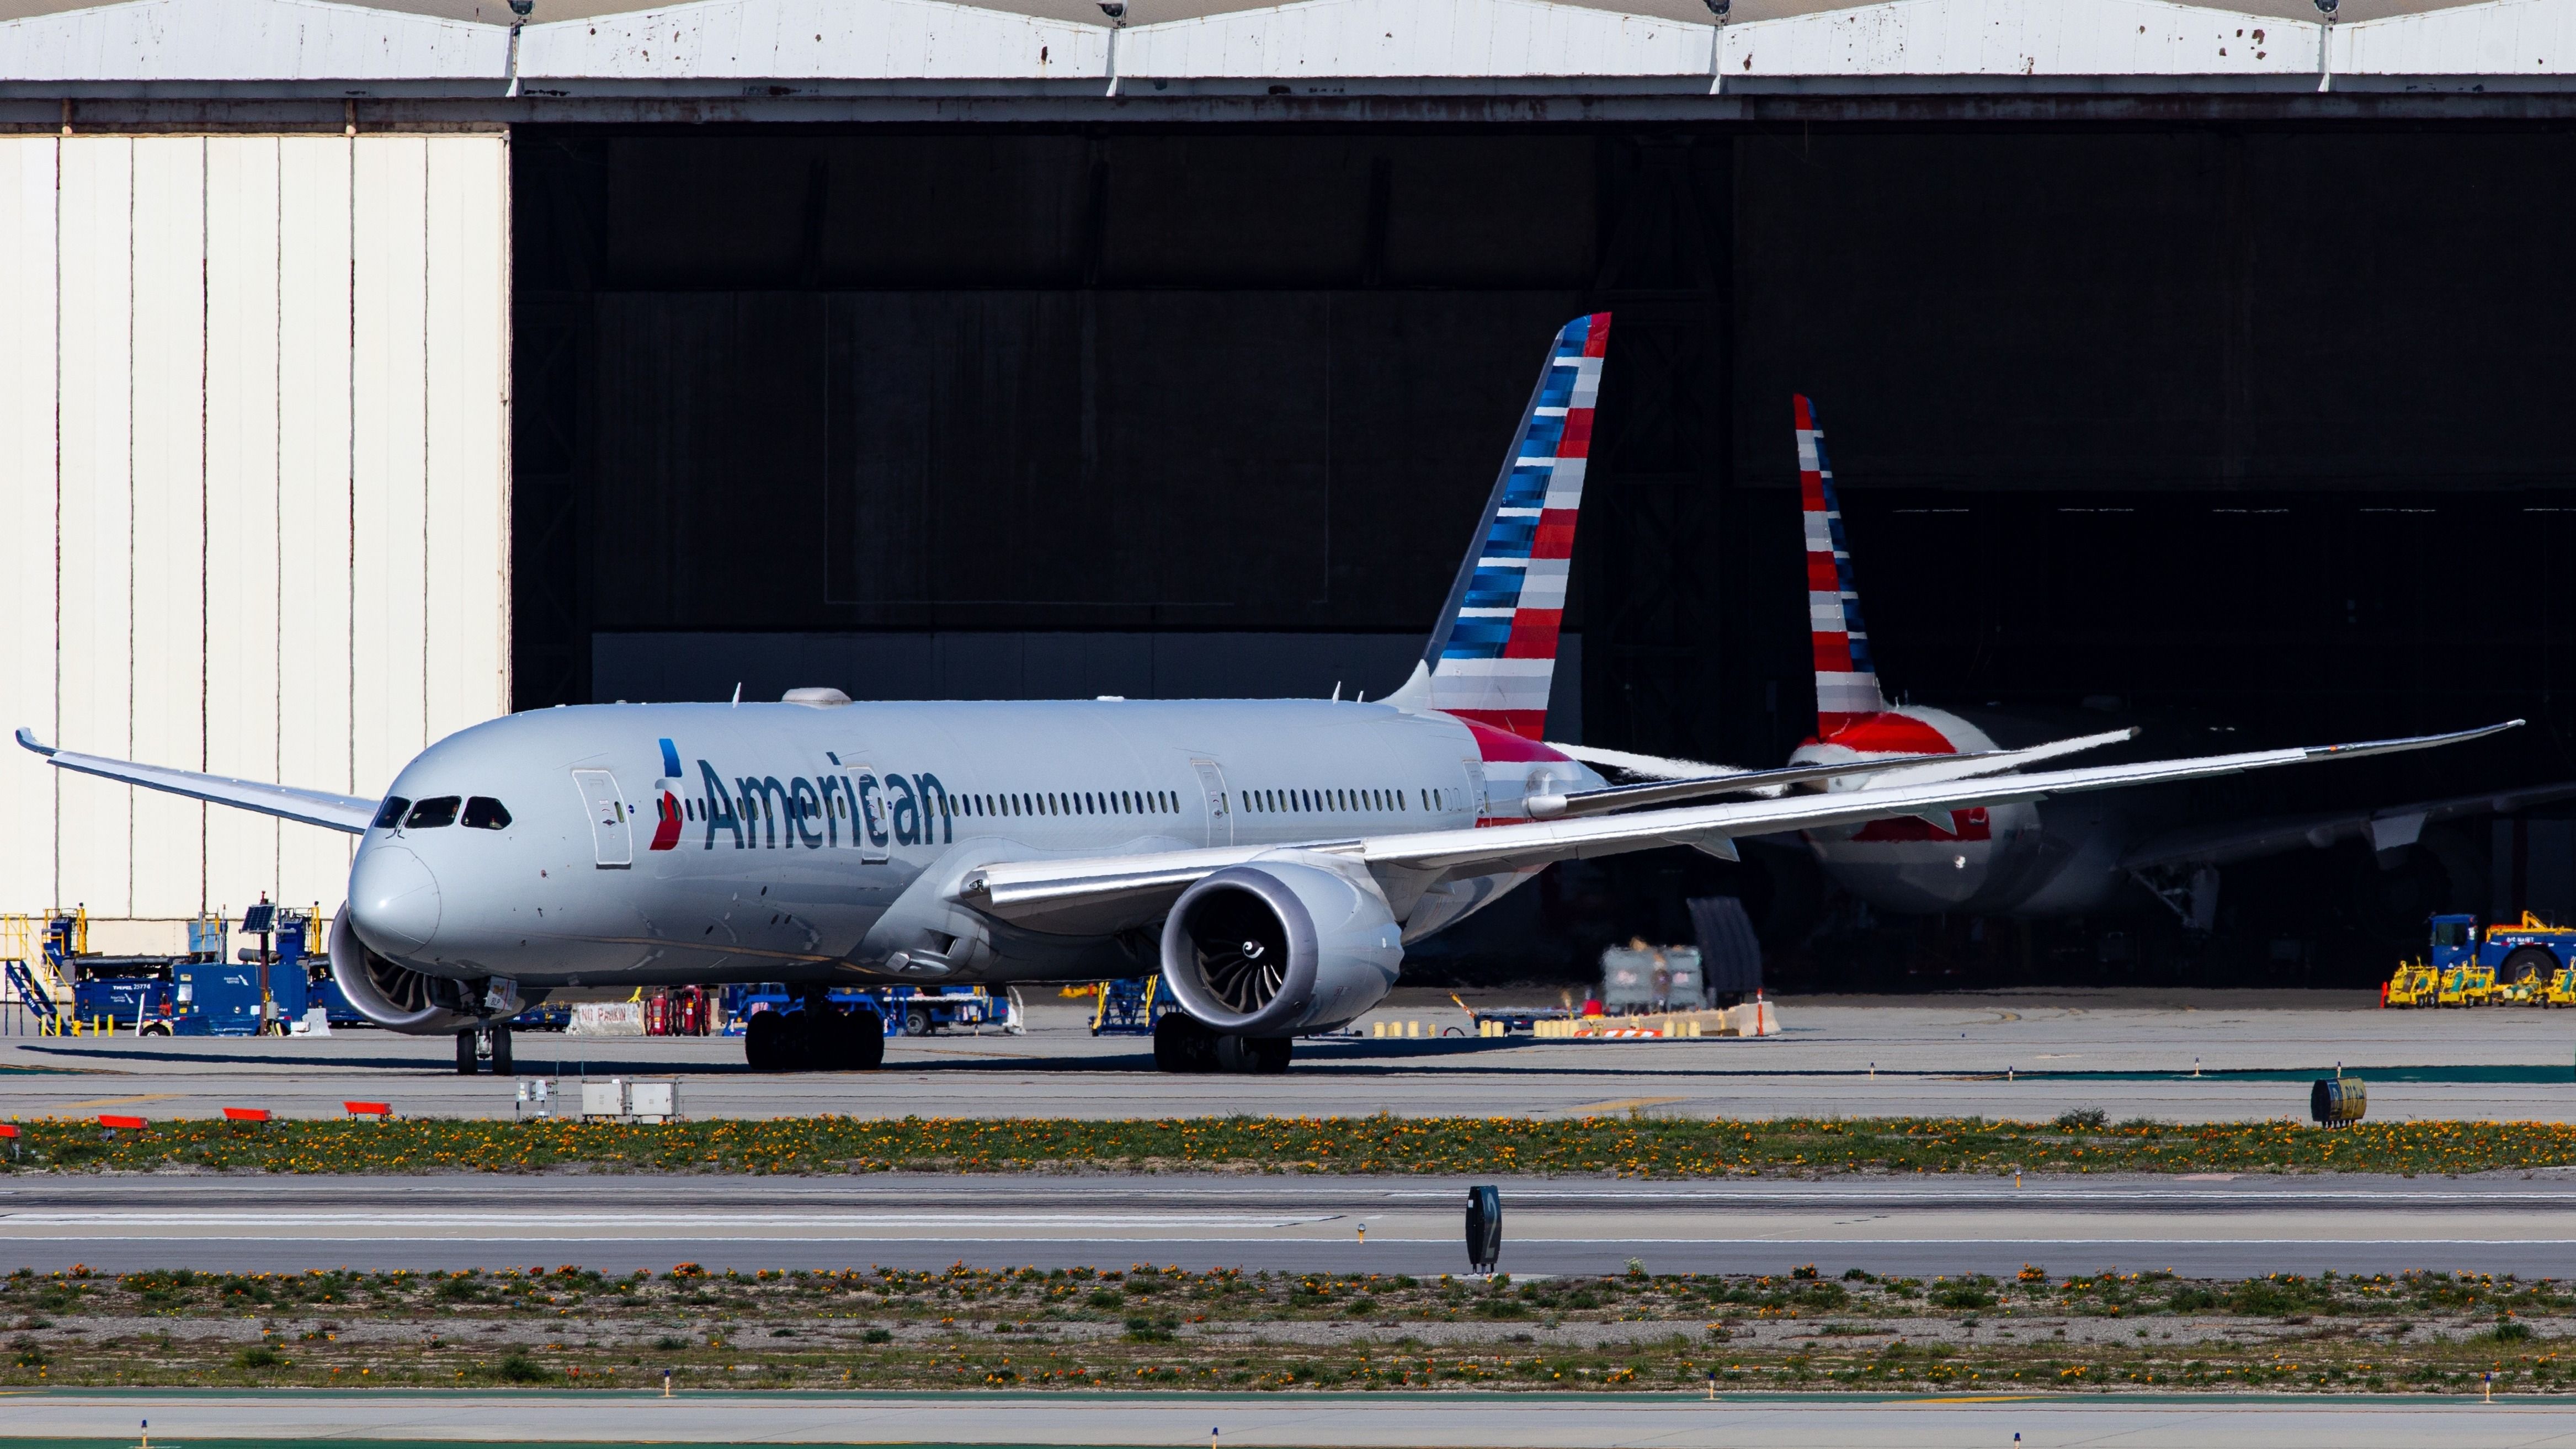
4, 0, 2576, 984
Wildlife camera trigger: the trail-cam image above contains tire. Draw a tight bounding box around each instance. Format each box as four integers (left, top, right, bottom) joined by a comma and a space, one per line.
455, 1029, 478, 1075
1153, 1013, 1217, 1073
140, 1022, 170, 1037
904, 1006, 934, 1037
849, 1010, 886, 1070
489, 1025, 514, 1077
1249, 1036, 1292, 1074
744, 1009, 789, 1072
2501, 947, 2556, 988
812, 1009, 886, 1072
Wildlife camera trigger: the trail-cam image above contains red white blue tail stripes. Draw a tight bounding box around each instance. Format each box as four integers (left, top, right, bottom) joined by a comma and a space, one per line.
1422, 313, 1611, 741
1796, 394, 1888, 736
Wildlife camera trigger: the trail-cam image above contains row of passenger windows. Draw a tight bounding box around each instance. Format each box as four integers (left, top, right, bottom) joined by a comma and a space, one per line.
670, 790, 1183, 824
959, 790, 1180, 819
374, 795, 512, 831
1243, 786, 1446, 815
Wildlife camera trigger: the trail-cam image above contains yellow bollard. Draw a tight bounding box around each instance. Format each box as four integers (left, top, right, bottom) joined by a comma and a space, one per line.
1371, 1021, 1385, 1039
1406, 1020, 1420, 1040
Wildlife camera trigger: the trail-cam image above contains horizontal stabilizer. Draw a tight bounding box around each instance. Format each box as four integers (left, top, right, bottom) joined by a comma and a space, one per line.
15, 728, 377, 834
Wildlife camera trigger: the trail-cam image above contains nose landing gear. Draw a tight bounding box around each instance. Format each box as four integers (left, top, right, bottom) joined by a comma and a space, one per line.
454, 1023, 514, 1075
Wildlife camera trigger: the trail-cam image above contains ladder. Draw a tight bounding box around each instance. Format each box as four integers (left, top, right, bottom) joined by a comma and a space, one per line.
3, 958, 56, 1030
1, 913, 77, 1035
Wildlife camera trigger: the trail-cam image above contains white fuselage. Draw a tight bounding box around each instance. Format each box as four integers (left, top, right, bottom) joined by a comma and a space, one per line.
345, 697, 1603, 995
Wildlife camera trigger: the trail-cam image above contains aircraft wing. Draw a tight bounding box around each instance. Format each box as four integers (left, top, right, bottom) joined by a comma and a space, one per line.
961, 720, 2521, 928
1548, 728, 2134, 806
2119, 779, 2576, 874
15, 728, 378, 833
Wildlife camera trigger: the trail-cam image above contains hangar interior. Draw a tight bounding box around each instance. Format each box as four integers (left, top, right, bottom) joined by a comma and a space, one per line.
8, 0, 2576, 983
518, 122, 2576, 983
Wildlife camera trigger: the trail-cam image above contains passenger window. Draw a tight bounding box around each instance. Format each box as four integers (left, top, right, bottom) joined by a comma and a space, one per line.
373, 797, 411, 829
462, 797, 512, 830
405, 796, 461, 829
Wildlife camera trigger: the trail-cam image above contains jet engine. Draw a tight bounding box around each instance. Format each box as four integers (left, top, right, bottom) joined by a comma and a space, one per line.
1158, 852, 1403, 1037
328, 913, 485, 1035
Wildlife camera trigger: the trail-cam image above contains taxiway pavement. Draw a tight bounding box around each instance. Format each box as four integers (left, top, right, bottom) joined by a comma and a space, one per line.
4, 1390, 2570, 1447
6, 990, 2575, 1125
4, 1171, 2571, 1278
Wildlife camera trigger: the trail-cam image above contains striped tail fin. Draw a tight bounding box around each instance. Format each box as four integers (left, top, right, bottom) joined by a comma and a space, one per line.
1796, 394, 1887, 736
1414, 312, 1611, 739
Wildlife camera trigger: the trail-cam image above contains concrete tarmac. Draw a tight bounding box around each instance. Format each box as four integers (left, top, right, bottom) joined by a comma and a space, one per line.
7, 1171, 2573, 1277
5, 1390, 2571, 1447
8, 990, 2576, 1125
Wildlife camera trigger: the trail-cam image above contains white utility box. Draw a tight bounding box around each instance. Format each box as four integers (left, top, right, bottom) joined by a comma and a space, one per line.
580, 1079, 627, 1120
626, 1079, 679, 1123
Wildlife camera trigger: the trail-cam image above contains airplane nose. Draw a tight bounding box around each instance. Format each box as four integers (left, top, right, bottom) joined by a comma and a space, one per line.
349, 845, 441, 955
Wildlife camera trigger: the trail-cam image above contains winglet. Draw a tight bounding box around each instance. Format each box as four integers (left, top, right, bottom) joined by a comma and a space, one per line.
15, 727, 53, 757
1418, 312, 1611, 738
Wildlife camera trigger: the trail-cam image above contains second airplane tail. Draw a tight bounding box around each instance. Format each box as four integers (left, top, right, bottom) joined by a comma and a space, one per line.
1796, 393, 1889, 737
1406, 312, 1611, 740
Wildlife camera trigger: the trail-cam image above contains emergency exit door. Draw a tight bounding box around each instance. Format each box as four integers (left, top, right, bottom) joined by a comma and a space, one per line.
574, 769, 632, 867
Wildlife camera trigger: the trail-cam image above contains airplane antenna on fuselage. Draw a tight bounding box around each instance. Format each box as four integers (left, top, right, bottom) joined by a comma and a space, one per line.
730, 683, 742, 706
1332, 682, 1342, 701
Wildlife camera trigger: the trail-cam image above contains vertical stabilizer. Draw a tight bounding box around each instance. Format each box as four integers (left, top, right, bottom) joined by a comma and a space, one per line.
1796, 394, 1887, 736
1414, 312, 1611, 739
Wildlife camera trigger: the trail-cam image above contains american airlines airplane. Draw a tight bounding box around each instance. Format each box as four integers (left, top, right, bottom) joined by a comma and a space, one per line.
1559, 395, 2566, 933
17, 319, 2521, 1074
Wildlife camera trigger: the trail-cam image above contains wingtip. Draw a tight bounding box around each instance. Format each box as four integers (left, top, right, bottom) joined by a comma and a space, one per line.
14, 727, 52, 757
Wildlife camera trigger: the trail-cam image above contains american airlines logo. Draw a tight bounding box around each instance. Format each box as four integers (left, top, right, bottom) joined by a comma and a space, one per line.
653, 738, 952, 853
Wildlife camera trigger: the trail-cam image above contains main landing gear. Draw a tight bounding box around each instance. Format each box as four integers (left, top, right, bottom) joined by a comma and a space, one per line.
1153, 1011, 1290, 1074
743, 994, 887, 1073
455, 1023, 513, 1075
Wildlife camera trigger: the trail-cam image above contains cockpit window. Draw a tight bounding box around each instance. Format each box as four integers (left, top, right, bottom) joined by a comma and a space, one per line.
462, 797, 512, 830
372, 797, 411, 830
404, 796, 461, 829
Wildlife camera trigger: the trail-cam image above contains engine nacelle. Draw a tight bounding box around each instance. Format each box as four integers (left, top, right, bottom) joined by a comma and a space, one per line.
1158, 852, 1403, 1036
328, 912, 485, 1035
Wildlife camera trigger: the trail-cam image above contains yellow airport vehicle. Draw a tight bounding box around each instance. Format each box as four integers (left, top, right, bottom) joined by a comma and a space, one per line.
2436, 961, 2497, 1006
2545, 964, 2576, 1008
2382, 961, 2437, 1008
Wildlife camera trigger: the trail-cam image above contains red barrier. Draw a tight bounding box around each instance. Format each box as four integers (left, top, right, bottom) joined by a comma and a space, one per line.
98, 1114, 146, 1130
343, 1101, 392, 1118
222, 1107, 271, 1123
0, 1123, 18, 1138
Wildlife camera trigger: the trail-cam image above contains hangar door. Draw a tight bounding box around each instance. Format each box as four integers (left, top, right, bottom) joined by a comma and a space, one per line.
0, 133, 510, 945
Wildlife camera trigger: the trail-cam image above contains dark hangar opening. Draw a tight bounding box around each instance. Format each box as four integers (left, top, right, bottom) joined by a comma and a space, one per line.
512, 123, 2576, 989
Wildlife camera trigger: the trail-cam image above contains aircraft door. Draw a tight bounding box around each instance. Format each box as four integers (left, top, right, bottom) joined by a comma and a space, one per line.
1191, 759, 1232, 848
851, 764, 892, 863
573, 769, 633, 868
1460, 757, 1490, 822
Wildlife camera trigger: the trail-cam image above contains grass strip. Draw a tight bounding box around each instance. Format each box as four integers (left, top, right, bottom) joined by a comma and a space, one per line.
3, 1111, 2574, 1176
3, 1261, 2569, 1395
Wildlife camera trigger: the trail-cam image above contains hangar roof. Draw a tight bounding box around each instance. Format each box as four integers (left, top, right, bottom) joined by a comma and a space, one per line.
1, 0, 2568, 105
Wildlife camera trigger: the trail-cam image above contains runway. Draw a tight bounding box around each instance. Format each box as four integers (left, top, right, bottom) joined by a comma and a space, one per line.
8, 990, 2576, 1126
4, 1390, 2570, 1448
6, 1171, 2572, 1277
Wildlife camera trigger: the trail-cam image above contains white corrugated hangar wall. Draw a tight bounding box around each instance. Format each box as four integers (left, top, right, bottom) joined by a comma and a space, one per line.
0, 132, 510, 952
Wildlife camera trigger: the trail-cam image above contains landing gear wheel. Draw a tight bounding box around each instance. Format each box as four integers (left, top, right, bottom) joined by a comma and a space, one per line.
1153, 1013, 1218, 1073
810, 1009, 886, 1072
744, 1009, 790, 1072
455, 1029, 478, 1075
488, 1025, 514, 1077
1210, 1034, 1294, 1074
